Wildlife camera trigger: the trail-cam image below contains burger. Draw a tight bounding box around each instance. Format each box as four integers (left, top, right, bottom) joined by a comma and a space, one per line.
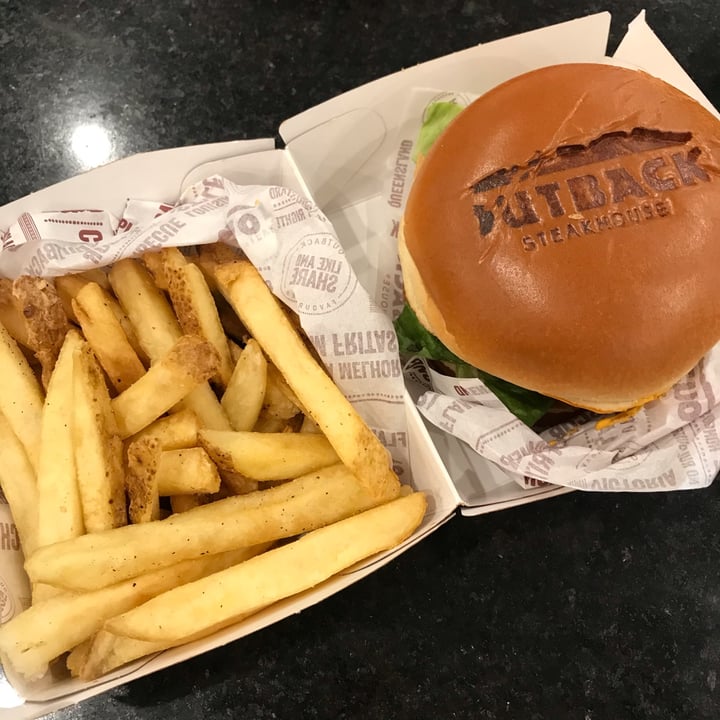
396, 63, 720, 426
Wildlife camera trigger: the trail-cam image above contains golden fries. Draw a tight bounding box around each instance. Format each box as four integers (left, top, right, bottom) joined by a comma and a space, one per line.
0, 545, 269, 680
126, 437, 161, 524
130, 408, 199, 450
111, 335, 219, 438
72, 282, 146, 393
200, 430, 339, 481
12, 275, 71, 388
57, 272, 147, 362
157, 248, 234, 387
192, 241, 245, 292
35, 329, 86, 548
169, 494, 207, 514
215, 261, 400, 502
0, 411, 38, 555
141, 250, 170, 290
156, 448, 221, 495
54, 272, 94, 322
73, 342, 127, 532
175, 382, 233, 431
0, 321, 44, 471
108, 258, 182, 360
300, 415, 322, 434
0, 278, 29, 347
218, 469, 258, 496
0, 239, 417, 685
26, 464, 382, 591
76, 492, 425, 679
109, 258, 231, 431
263, 363, 303, 420
221, 338, 267, 431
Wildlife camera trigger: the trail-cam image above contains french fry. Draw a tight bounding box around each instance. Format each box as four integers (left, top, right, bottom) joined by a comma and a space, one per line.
158, 247, 234, 387
77, 493, 426, 679
36, 329, 86, 547
141, 250, 169, 290
73, 343, 127, 532
175, 383, 233, 431
0, 411, 38, 555
54, 272, 93, 322
219, 469, 259, 496
262, 363, 303, 420
221, 339, 267, 431
170, 494, 207, 514
215, 261, 400, 502
252, 416, 288, 433
125, 437, 160, 524
0, 248, 419, 683
108, 258, 182, 361
12, 275, 71, 387
111, 335, 219, 438
69, 631, 169, 681
72, 282, 146, 393
0, 278, 29, 347
0, 321, 44, 471
109, 258, 231, 430
156, 448, 221, 496
26, 464, 382, 591
192, 242, 245, 293
228, 338, 243, 364
31, 583, 63, 605
200, 430, 339, 481
300, 415, 322, 434
130, 408, 199, 450
65, 638, 93, 678
214, 293, 248, 344
0, 545, 269, 680
56, 272, 147, 361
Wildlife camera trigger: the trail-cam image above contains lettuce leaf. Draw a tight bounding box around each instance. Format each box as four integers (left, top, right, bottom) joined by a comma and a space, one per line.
412, 101, 465, 161
394, 303, 554, 427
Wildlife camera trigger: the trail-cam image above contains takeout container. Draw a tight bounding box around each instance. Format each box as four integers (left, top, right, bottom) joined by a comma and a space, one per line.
0, 11, 713, 718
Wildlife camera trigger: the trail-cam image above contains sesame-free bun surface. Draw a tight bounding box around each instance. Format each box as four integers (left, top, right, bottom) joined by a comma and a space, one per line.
400, 63, 720, 412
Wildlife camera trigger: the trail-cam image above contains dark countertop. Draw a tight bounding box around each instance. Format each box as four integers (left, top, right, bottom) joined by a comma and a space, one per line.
2, 1, 720, 718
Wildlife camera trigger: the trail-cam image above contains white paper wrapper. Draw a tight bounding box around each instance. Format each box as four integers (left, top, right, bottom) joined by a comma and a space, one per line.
0, 494, 31, 619
408, 353, 720, 491
0, 175, 408, 478
381, 87, 720, 493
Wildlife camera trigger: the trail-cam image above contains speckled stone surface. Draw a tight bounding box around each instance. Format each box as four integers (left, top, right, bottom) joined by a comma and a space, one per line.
2, 1, 720, 718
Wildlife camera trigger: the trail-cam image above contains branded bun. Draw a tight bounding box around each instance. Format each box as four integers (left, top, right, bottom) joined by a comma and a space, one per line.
400, 63, 720, 413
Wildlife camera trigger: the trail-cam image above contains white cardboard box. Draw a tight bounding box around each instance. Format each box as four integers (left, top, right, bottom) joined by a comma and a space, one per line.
0, 10, 712, 718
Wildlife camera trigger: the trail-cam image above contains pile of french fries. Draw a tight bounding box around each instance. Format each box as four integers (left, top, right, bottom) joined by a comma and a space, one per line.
0, 244, 425, 683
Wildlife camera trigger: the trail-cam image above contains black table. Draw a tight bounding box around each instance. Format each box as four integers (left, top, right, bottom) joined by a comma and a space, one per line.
2, 2, 720, 718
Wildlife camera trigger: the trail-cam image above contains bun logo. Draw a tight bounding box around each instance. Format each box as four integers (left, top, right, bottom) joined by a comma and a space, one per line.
470, 130, 712, 251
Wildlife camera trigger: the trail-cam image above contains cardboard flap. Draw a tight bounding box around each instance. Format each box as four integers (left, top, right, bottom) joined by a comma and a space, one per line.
280, 12, 611, 212
614, 11, 719, 117
180, 148, 309, 196
0, 139, 274, 227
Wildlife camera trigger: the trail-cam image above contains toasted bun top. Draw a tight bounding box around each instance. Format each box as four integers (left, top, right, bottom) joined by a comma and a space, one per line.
400, 63, 720, 412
